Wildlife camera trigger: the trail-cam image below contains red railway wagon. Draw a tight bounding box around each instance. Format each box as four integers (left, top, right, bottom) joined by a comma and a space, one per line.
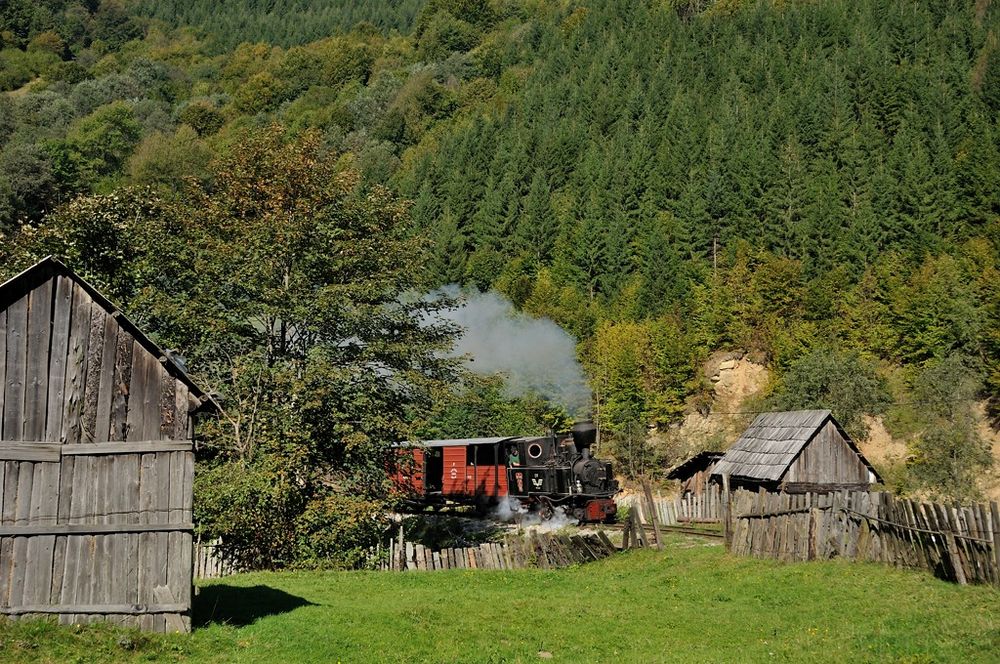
393, 437, 516, 505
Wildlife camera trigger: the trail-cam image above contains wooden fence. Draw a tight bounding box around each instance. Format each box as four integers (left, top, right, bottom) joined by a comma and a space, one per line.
193, 538, 240, 580
618, 485, 724, 526
378, 530, 619, 571
728, 489, 1000, 586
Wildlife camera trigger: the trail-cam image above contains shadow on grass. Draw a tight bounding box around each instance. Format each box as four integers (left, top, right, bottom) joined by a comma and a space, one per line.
194, 585, 316, 627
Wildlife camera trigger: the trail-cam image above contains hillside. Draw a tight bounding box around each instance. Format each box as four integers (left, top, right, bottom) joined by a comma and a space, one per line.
1, 0, 999, 564
0, 539, 997, 662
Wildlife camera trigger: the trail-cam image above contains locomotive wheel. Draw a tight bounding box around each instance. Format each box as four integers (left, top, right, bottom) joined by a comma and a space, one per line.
535, 498, 555, 520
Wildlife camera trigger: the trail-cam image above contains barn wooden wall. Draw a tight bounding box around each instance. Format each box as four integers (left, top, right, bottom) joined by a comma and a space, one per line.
783, 421, 870, 488
0, 267, 196, 632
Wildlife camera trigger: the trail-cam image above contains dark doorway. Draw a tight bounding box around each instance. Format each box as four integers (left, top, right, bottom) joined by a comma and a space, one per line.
425, 448, 443, 491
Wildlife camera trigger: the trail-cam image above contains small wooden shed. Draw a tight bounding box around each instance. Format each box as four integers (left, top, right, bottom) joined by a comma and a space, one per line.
711, 410, 881, 493
0, 257, 216, 632
666, 451, 723, 497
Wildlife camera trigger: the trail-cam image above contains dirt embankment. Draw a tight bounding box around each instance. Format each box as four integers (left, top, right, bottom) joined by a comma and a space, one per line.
662, 351, 770, 458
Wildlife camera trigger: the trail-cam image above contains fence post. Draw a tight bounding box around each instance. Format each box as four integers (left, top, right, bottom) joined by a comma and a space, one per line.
397, 524, 406, 571
721, 474, 732, 550
991, 502, 1000, 585
642, 480, 664, 550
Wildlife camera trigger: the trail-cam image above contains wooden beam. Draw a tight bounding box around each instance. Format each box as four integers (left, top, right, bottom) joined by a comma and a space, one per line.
0, 440, 193, 458
60, 441, 193, 455
0, 522, 192, 536
0, 442, 61, 461
0, 603, 187, 615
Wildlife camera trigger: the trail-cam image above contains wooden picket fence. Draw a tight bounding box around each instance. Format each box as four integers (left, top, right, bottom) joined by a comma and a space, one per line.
378, 530, 619, 571
618, 485, 724, 525
193, 538, 240, 579
728, 489, 1000, 586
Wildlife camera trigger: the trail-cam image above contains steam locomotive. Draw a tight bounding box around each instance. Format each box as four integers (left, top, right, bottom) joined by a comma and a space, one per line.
393, 421, 619, 523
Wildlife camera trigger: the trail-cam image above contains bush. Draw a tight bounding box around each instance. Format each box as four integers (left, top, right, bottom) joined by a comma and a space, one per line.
766, 346, 890, 440
906, 355, 993, 501
294, 495, 391, 569
177, 101, 225, 136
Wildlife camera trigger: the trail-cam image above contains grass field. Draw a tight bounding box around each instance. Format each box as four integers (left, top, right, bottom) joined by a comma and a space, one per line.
1, 534, 997, 663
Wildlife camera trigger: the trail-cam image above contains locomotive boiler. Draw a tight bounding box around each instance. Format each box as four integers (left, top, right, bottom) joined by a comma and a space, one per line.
393, 421, 619, 523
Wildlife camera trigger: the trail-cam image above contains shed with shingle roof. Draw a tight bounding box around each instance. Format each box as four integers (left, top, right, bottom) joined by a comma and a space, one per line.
666, 451, 724, 497
711, 410, 881, 493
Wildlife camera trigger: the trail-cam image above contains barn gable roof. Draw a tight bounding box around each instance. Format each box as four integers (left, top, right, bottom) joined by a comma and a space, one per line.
711, 410, 881, 483
0, 256, 218, 412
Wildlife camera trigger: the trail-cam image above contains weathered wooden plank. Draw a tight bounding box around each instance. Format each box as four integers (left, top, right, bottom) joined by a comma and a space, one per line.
0, 522, 192, 536
26, 460, 60, 606
0, 462, 18, 604
24, 277, 53, 444
58, 457, 80, 608
0, 443, 61, 461
0, 308, 7, 436
0, 603, 188, 615
173, 384, 189, 441
159, 368, 176, 440
44, 276, 73, 443
61, 285, 92, 445
142, 355, 162, 443
10, 460, 34, 607
166, 452, 191, 616
73, 454, 100, 613
125, 339, 149, 443
3, 294, 29, 441
94, 315, 119, 443
109, 330, 133, 442
60, 442, 193, 455
137, 453, 157, 615
81, 307, 107, 444
182, 450, 194, 523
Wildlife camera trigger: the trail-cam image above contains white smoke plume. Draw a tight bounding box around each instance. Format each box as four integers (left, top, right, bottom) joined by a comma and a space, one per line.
433, 287, 592, 416
491, 496, 577, 532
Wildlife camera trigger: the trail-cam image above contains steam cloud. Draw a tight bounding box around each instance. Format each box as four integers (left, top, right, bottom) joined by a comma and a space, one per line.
491, 496, 577, 531
433, 287, 592, 416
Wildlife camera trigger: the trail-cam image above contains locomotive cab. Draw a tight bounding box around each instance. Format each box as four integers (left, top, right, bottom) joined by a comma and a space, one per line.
506, 421, 619, 523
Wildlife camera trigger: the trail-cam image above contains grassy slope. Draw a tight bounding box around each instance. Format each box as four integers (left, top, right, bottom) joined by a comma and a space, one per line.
1, 535, 997, 663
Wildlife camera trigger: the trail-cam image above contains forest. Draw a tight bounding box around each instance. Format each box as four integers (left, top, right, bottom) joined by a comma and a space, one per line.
0, 0, 998, 567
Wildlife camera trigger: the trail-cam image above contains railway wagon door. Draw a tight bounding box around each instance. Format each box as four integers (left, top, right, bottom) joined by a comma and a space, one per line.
425, 448, 443, 492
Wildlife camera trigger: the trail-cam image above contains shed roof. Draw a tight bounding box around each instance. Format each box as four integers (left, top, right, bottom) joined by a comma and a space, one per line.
666, 451, 724, 480
711, 410, 880, 483
0, 256, 219, 412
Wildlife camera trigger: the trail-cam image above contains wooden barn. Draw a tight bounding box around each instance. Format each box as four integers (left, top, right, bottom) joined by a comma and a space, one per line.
0, 257, 216, 632
711, 410, 881, 493
666, 451, 723, 497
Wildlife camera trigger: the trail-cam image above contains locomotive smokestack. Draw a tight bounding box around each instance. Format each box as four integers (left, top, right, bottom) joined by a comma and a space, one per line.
572, 420, 597, 459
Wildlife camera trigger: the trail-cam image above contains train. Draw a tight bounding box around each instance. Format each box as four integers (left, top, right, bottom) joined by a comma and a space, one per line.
393, 421, 619, 523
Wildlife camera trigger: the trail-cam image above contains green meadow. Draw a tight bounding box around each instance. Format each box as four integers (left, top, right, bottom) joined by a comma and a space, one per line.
1, 535, 997, 663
